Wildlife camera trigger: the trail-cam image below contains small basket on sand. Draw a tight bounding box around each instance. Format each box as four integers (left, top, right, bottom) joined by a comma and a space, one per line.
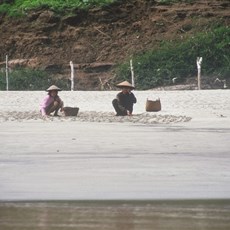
145, 98, 161, 112
63, 107, 79, 116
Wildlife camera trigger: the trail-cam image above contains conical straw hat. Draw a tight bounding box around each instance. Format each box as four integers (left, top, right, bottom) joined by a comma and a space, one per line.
46, 85, 62, 91
116, 81, 135, 89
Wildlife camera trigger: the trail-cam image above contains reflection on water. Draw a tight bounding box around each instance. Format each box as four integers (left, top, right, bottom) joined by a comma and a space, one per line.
0, 200, 230, 230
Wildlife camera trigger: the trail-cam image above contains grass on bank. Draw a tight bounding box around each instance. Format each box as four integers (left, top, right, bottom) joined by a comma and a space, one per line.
0, 0, 116, 16
0, 0, 197, 17
115, 26, 230, 90
0, 68, 69, 91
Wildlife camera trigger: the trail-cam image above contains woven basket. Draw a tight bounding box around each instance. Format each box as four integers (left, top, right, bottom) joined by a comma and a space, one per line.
145, 99, 161, 112
63, 107, 79, 116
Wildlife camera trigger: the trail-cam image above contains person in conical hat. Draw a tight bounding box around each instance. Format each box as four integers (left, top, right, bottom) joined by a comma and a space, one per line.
112, 80, 137, 116
40, 85, 64, 117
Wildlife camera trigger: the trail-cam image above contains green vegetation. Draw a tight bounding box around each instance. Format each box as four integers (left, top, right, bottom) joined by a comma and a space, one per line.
115, 26, 230, 90
0, 0, 197, 16
0, 68, 69, 91
0, 0, 116, 16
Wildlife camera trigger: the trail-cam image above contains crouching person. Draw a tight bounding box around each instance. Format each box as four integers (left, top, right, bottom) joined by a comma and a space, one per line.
40, 85, 64, 117
112, 81, 137, 116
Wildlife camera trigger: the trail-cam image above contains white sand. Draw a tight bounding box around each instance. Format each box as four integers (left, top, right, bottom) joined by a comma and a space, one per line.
0, 90, 230, 200
0, 89, 230, 122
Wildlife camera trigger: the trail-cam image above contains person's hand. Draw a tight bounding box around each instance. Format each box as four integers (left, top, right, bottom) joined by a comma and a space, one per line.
127, 111, 132, 116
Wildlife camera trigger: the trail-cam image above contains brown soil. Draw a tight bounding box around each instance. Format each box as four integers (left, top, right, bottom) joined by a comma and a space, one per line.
0, 0, 229, 90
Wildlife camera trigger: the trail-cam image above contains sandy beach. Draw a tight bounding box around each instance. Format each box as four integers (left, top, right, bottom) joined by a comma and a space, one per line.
0, 89, 230, 201
1, 90, 230, 122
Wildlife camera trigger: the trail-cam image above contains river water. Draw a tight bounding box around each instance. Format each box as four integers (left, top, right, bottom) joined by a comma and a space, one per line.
0, 200, 230, 230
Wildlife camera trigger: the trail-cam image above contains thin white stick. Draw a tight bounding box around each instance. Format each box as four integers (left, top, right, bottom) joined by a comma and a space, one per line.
70, 61, 74, 91
6, 55, 9, 91
130, 59, 135, 87
196, 57, 202, 90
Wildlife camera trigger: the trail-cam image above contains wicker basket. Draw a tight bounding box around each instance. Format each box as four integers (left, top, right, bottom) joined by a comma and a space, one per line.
145, 99, 161, 112
63, 107, 79, 116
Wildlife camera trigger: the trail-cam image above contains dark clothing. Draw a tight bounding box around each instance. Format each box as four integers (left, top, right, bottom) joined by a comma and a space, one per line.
112, 91, 137, 116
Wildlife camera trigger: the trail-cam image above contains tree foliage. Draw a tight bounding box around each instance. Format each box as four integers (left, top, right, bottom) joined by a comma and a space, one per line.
115, 26, 230, 90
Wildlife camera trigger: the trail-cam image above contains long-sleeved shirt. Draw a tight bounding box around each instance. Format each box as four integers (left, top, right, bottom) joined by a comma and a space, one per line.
40, 95, 62, 116
116, 91, 137, 112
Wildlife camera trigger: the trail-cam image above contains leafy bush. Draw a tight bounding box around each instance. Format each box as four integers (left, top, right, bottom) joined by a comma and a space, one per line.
0, 0, 116, 16
0, 68, 69, 91
115, 26, 230, 90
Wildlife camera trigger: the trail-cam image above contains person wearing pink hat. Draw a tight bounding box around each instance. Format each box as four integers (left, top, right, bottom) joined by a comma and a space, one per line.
40, 85, 64, 117
112, 81, 137, 116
